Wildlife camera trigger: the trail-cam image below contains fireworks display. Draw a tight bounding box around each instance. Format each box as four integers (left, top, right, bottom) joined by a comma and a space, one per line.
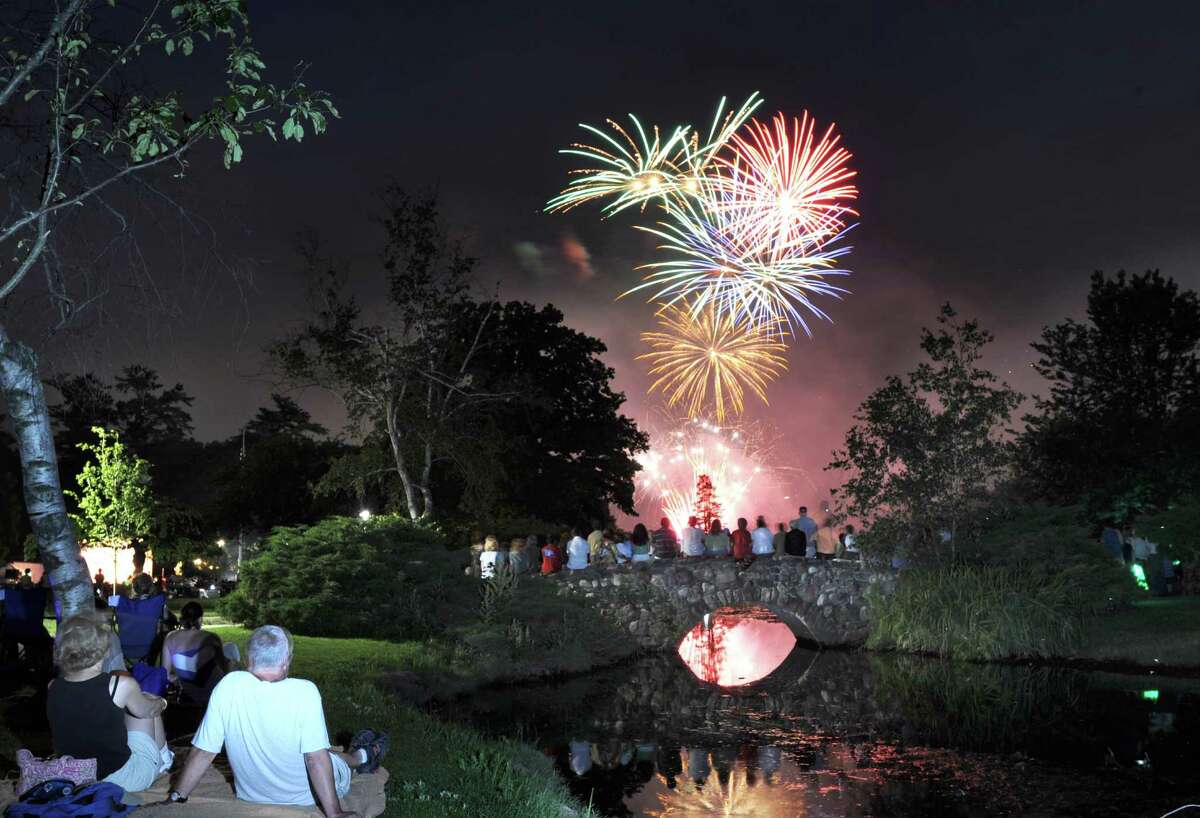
547, 92, 859, 525
635, 418, 778, 533
639, 300, 787, 423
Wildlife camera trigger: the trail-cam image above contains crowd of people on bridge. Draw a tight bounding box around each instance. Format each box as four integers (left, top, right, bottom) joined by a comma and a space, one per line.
472, 505, 861, 578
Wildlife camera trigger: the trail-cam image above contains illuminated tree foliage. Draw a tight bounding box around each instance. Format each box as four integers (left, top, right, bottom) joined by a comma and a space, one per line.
829, 305, 1023, 559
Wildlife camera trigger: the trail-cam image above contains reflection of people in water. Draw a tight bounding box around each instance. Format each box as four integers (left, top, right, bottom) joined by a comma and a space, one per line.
739, 744, 760, 787
686, 747, 710, 786
569, 740, 593, 776
757, 745, 781, 786
656, 742, 683, 790
712, 745, 737, 787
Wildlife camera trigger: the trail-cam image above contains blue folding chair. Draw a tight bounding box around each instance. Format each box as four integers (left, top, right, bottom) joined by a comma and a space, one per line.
114, 594, 166, 664
1, 586, 53, 672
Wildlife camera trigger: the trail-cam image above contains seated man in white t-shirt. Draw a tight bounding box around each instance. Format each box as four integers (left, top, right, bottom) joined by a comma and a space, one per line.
167, 625, 388, 817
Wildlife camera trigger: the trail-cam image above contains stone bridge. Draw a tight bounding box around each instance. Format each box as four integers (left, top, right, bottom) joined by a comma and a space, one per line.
546, 557, 897, 650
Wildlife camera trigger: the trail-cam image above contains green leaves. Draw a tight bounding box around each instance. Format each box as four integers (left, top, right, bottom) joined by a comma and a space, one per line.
69, 427, 158, 548
829, 304, 1023, 559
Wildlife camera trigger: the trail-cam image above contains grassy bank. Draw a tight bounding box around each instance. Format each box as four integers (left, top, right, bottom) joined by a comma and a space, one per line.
210, 626, 590, 818
869, 562, 1200, 671
1073, 596, 1200, 670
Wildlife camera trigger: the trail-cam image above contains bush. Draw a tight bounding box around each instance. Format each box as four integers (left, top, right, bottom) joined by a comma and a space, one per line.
222, 514, 473, 640
869, 563, 1086, 660
1141, 495, 1200, 563
963, 502, 1136, 611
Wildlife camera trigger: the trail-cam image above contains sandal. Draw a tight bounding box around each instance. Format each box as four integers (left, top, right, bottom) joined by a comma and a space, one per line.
349, 728, 389, 774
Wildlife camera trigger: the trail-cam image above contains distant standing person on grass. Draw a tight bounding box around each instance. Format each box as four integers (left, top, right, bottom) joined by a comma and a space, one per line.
566, 527, 591, 571
170, 625, 387, 816
652, 518, 679, 559
751, 517, 775, 556
1100, 523, 1124, 562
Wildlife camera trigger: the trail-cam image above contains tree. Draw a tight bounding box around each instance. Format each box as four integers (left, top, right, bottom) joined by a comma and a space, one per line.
112, 365, 194, 450
1019, 271, 1200, 517
459, 300, 648, 525
828, 305, 1023, 559
69, 427, 157, 574
0, 1, 335, 617
0, 416, 30, 560
49, 365, 195, 482
245, 393, 327, 440
273, 189, 509, 521
47, 373, 118, 449
215, 395, 341, 533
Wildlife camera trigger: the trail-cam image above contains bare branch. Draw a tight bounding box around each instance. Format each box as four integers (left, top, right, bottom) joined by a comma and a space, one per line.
0, 0, 86, 109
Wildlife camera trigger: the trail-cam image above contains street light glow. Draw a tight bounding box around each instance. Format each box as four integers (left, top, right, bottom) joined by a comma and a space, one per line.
358, 509, 372, 521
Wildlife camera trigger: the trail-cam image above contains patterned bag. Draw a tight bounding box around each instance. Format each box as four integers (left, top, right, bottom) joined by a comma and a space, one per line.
15, 751, 96, 799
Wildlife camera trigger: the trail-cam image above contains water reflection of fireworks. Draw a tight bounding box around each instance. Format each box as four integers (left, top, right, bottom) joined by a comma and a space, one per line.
635, 416, 779, 532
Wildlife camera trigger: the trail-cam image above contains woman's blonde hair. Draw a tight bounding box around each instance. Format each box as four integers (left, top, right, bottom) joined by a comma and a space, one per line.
54, 615, 111, 673
483, 535, 500, 552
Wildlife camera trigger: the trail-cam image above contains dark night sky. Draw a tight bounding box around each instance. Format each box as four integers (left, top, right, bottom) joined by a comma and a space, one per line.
30, 0, 1200, 517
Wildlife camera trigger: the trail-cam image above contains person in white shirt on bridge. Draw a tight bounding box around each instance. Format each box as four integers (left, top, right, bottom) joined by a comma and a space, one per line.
751, 516, 775, 556
680, 516, 706, 557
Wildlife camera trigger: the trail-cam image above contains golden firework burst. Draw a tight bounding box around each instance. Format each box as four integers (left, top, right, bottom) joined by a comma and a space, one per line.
638, 301, 788, 422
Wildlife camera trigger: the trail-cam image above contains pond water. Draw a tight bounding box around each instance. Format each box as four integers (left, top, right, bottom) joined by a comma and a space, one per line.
446, 607, 1200, 817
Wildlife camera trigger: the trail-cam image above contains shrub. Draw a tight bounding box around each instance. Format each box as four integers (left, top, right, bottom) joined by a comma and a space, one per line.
1141, 495, 1200, 563
222, 514, 473, 640
868, 564, 1085, 661
963, 502, 1136, 612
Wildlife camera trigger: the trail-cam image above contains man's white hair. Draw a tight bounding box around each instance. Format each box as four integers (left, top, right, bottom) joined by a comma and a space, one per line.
247, 624, 293, 670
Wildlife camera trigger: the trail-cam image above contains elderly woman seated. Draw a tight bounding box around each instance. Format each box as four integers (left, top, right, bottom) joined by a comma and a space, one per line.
47, 615, 172, 792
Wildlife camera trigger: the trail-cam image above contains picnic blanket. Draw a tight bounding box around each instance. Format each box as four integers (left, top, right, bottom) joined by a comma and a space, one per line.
1, 750, 388, 818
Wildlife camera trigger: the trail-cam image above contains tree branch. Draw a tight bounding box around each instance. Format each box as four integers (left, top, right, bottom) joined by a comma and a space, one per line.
0, 0, 86, 109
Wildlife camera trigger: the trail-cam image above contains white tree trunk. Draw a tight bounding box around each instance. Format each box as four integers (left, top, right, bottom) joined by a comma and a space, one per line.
0, 323, 91, 617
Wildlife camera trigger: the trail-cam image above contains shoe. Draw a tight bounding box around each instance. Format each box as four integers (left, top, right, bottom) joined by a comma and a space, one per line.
158, 745, 175, 775
349, 728, 389, 774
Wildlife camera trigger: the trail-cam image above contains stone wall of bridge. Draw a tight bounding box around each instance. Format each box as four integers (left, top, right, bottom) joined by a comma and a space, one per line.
545, 557, 897, 650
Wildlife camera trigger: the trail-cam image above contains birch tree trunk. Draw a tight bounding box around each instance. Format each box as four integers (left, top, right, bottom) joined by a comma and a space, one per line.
0, 323, 91, 617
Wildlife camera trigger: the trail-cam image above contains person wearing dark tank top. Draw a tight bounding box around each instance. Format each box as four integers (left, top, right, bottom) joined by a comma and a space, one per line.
47, 615, 171, 793
47, 672, 130, 778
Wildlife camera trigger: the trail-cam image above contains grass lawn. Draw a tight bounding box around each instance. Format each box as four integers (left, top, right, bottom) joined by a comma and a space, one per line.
210, 626, 589, 818
1, 626, 589, 818
1074, 596, 1200, 670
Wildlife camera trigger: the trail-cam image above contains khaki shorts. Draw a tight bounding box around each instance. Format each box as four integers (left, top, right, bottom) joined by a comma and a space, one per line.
331, 751, 352, 797
103, 730, 162, 793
